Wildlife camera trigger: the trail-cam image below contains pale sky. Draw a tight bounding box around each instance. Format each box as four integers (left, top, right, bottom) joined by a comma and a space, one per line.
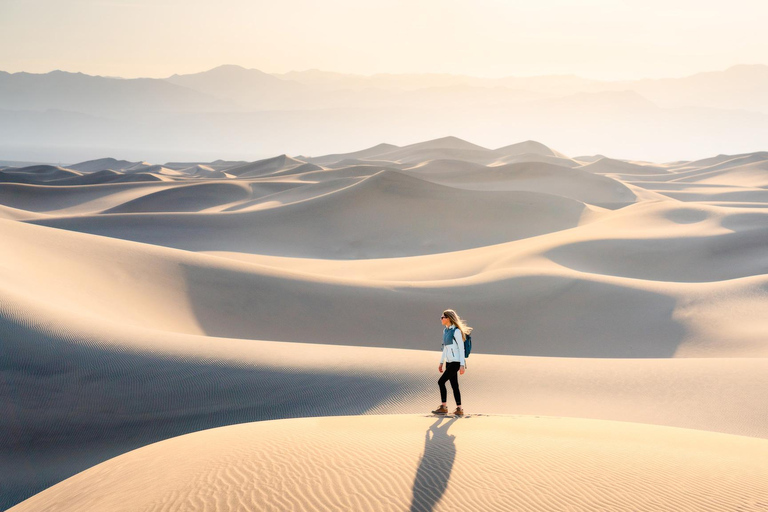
1, 0, 767, 80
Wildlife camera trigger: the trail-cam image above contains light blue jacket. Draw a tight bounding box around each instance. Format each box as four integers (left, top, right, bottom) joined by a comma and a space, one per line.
440, 326, 466, 365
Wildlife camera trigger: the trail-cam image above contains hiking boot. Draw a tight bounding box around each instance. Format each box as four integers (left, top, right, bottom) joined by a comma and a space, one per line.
431, 404, 448, 415
453, 407, 464, 416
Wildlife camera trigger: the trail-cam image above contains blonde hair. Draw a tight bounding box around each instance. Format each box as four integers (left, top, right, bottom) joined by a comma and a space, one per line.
443, 309, 473, 340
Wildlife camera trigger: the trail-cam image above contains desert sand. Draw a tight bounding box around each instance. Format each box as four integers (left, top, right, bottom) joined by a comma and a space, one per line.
10, 415, 768, 512
2, 136, 768, 510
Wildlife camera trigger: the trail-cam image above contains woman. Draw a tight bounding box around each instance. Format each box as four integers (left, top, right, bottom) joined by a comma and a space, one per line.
432, 309, 472, 416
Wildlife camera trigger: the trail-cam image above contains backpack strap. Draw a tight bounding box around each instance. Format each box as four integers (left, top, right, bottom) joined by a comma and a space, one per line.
452, 327, 468, 368
445, 326, 467, 368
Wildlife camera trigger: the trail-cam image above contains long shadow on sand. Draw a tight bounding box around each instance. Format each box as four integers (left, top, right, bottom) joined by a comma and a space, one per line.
410, 416, 459, 512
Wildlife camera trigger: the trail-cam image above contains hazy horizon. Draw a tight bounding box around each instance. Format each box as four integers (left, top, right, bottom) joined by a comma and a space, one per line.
3, 1, 768, 163
3, 61, 767, 82
3, 0, 768, 81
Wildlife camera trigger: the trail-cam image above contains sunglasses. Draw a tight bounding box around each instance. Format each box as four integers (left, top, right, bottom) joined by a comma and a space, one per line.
440, 315, 447, 319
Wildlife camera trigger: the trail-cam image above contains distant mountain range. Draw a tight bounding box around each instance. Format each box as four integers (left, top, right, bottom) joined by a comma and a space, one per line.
1, 64, 767, 162
4, 64, 768, 114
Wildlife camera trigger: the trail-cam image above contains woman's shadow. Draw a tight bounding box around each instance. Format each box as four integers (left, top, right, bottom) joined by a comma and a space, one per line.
409, 415, 459, 512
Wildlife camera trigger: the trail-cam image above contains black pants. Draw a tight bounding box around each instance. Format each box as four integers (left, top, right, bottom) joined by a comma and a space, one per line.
438, 361, 462, 405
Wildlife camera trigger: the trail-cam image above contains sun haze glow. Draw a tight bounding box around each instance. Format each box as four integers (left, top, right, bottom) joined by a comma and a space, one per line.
1, 0, 767, 79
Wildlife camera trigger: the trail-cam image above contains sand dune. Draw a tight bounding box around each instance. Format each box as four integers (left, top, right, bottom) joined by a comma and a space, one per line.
323, 157, 408, 169
4, 276, 768, 508
285, 163, 401, 181
405, 160, 637, 207
3, 138, 768, 510
174, 164, 232, 179
164, 159, 248, 172
576, 156, 669, 175
377, 147, 502, 165
0, 164, 83, 184
633, 183, 768, 204
336, 136, 517, 165
5, 208, 767, 358
668, 151, 768, 172
24, 170, 599, 257
393, 135, 490, 153
300, 142, 400, 165
494, 139, 570, 158
266, 161, 323, 177
0, 181, 183, 214
489, 151, 583, 168
9, 415, 768, 512
67, 157, 140, 172
102, 181, 253, 213
217, 179, 346, 212
0, 203, 41, 221
670, 157, 768, 187
225, 154, 308, 178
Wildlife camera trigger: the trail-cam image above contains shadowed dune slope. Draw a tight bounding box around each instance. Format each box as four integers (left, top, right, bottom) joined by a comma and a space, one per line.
4, 208, 768, 357
577, 157, 669, 175
494, 139, 570, 158
300, 142, 400, 165
67, 157, 141, 172
0, 181, 179, 213
102, 181, 252, 213
225, 154, 307, 178
489, 152, 582, 167
323, 157, 409, 169
670, 158, 768, 187
23, 170, 599, 257
405, 160, 637, 206
284, 163, 401, 182
0, 165, 82, 184
0, 180, 308, 215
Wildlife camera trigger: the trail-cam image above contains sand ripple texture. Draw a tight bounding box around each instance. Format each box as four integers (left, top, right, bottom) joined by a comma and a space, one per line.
9, 414, 768, 512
